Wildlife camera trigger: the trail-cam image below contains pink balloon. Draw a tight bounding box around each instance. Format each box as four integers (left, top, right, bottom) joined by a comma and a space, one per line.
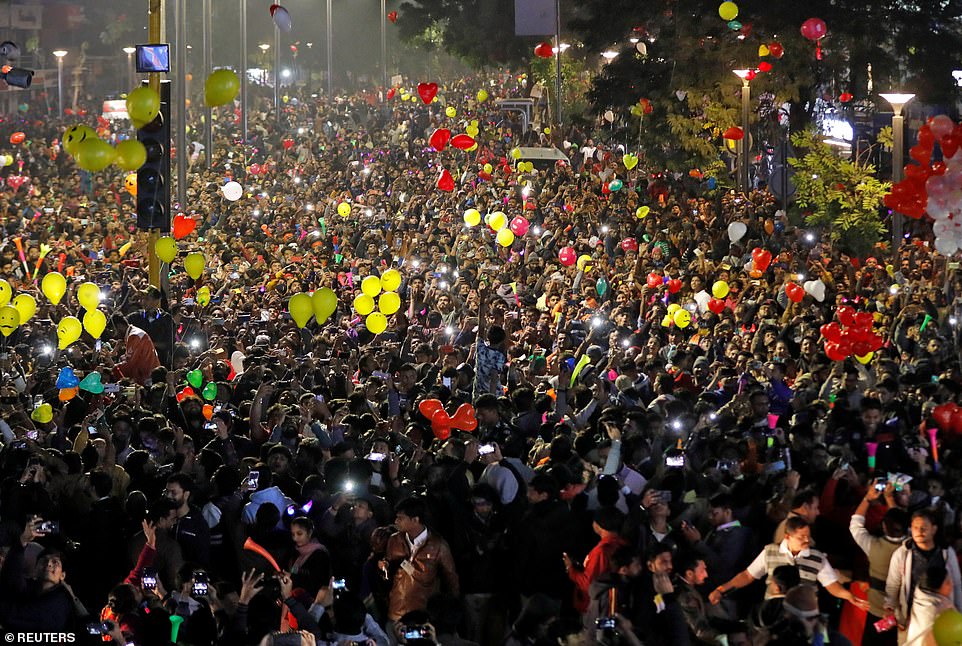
800, 17, 827, 41
930, 115, 956, 140
509, 216, 529, 236
558, 246, 576, 267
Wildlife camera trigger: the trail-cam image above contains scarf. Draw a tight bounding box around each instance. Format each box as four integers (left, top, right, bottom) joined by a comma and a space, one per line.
292, 540, 325, 572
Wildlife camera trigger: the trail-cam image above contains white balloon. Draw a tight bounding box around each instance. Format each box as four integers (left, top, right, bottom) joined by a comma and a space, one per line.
727, 221, 747, 243
603, 110, 615, 123
934, 236, 959, 255
271, 4, 293, 32
636, 42, 648, 56
221, 181, 243, 201
588, 236, 600, 247
693, 290, 711, 313
803, 279, 826, 302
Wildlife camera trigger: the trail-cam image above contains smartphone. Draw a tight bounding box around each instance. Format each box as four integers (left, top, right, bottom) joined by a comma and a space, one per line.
403, 627, 429, 641
479, 444, 495, 455
26, 430, 38, 441
86, 621, 112, 636
657, 490, 672, 503
366, 452, 386, 462
245, 471, 260, 492
766, 460, 787, 474
103, 383, 121, 394
442, 377, 452, 389
666, 454, 686, 468
596, 617, 617, 630
87, 425, 98, 435
874, 479, 887, 492
38, 520, 60, 534
192, 571, 208, 596
332, 578, 347, 592
142, 567, 158, 591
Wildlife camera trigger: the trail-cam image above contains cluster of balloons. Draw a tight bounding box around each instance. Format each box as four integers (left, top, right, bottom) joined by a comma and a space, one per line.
885, 116, 962, 255
288, 288, 338, 329
820, 306, 884, 363
660, 303, 693, 329
558, 247, 594, 270
185, 369, 221, 402
76, 282, 107, 340
0, 279, 35, 337
419, 399, 477, 441
62, 123, 145, 173
205, 69, 241, 107
353, 270, 402, 334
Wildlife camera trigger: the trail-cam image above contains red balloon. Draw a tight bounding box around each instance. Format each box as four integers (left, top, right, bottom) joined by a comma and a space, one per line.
837, 306, 856, 328
820, 322, 842, 343
667, 278, 682, 293
868, 333, 884, 351
723, 127, 744, 141
430, 409, 452, 441
621, 237, 639, 252
282, 138, 294, 150
800, 17, 827, 41
768, 42, 784, 58
436, 169, 455, 192
934, 404, 957, 432
510, 216, 529, 236
951, 408, 962, 437
419, 398, 444, 420
449, 403, 477, 432
757, 62, 773, 73
708, 298, 726, 314
942, 134, 962, 159
752, 248, 772, 272
839, 92, 853, 103
387, 10, 397, 23
646, 272, 662, 289
172, 213, 196, 240
836, 338, 854, 358
558, 247, 577, 267
785, 282, 804, 302
417, 82, 438, 104
534, 42, 554, 58
824, 342, 847, 362
386, 88, 396, 100
855, 311, 874, 329
429, 128, 451, 151
450, 134, 476, 150
9, 132, 24, 145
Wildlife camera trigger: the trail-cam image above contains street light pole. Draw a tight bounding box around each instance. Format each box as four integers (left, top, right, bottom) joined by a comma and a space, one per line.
880, 92, 915, 245
733, 69, 752, 194
274, 25, 280, 124
380, 0, 387, 91
202, 0, 212, 168
52, 50, 67, 117
554, 0, 562, 128
240, 0, 248, 144
326, 0, 333, 96
175, 0, 187, 210
123, 47, 136, 90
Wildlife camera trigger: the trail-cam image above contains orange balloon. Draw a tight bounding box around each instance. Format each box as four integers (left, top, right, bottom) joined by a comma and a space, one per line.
764, 219, 774, 235
59, 386, 79, 401
9, 131, 25, 145
203, 404, 214, 420
749, 269, 764, 279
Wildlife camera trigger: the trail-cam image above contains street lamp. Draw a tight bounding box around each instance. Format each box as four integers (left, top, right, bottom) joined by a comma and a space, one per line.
123, 47, 136, 89
733, 69, 752, 194
52, 50, 67, 117
880, 92, 915, 244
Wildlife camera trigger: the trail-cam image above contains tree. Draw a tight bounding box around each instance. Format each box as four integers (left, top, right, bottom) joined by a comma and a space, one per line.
788, 129, 890, 257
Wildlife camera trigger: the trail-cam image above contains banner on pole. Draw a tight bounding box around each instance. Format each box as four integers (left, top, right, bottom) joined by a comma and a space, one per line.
514, 0, 555, 36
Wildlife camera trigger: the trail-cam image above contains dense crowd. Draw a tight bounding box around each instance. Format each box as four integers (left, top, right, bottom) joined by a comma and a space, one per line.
0, 71, 960, 646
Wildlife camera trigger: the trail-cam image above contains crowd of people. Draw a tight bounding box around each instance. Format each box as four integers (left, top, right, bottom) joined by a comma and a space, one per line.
0, 70, 959, 646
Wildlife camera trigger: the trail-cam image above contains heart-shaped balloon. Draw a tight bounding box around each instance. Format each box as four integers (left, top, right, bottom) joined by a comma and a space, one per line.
176, 386, 195, 403
282, 138, 294, 150
387, 10, 397, 23
533, 42, 554, 58
417, 82, 438, 104
56, 366, 80, 389
186, 369, 204, 389
386, 88, 396, 100
79, 372, 104, 394
172, 213, 196, 240
437, 169, 455, 192
667, 278, 682, 293
269, 4, 292, 32
419, 399, 444, 420
623, 154, 638, 170
804, 279, 826, 302
450, 134, 476, 150
751, 248, 772, 272
202, 382, 218, 401
59, 386, 79, 401
429, 128, 451, 151
31, 403, 53, 423
203, 404, 214, 420
449, 403, 477, 432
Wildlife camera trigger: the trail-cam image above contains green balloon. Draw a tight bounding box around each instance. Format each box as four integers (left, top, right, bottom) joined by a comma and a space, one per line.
596, 277, 608, 297
205, 69, 241, 107
934, 609, 962, 646
202, 382, 218, 401
608, 179, 624, 192
186, 369, 203, 389
727, 20, 742, 30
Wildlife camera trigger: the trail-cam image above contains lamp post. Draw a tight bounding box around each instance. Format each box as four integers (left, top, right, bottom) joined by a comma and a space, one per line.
123, 47, 136, 89
880, 92, 916, 245
272, 26, 280, 123
201, 0, 212, 168
240, 0, 248, 144
52, 50, 67, 117
380, 0, 387, 91
326, 0, 333, 96
259, 43, 270, 84
733, 69, 752, 194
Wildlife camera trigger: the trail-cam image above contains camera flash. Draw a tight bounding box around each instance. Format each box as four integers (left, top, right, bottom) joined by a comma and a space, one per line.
951, 316, 959, 327
601, 225, 609, 234
190, 339, 201, 349
41, 345, 52, 356
671, 419, 683, 430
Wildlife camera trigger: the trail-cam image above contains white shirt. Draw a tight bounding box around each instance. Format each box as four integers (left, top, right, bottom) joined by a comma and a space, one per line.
405, 528, 428, 558
746, 540, 839, 588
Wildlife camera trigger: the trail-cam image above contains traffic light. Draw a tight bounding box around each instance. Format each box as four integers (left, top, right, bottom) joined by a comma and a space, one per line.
136, 79, 171, 231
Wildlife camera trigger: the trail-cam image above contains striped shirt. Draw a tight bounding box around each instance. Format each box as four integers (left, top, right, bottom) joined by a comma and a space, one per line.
746, 540, 838, 597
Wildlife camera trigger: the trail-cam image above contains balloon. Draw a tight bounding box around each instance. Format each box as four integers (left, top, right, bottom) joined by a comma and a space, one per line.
482, 163, 493, 174
126, 86, 161, 128
487, 211, 506, 232
155, 237, 178, 263
510, 147, 522, 160
366, 312, 388, 334
205, 69, 241, 106
752, 248, 773, 272
769, 42, 784, 58
445, 106, 456, 118
534, 41, 554, 58
463, 208, 481, 226
708, 298, 726, 314
63, 124, 95, 156
184, 252, 205, 280
758, 44, 770, 57
510, 217, 529, 236
196, 286, 211, 307
202, 382, 218, 401
932, 609, 962, 646
673, 308, 692, 329
577, 254, 593, 272
718, 1, 738, 21
723, 127, 744, 141
855, 352, 874, 365
838, 306, 856, 328
450, 134, 475, 150
12, 294, 35, 323
380, 269, 402, 292
75, 138, 116, 172
496, 228, 515, 247
596, 277, 608, 297
312, 288, 337, 323
0, 304, 18, 337
56, 366, 78, 389
337, 201, 352, 217
416, 82, 438, 104
621, 238, 639, 252
623, 154, 638, 170
79, 372, 104, 394
289, 293, 314, 328
57, 316, 82, 349
476, 89, 488, 103
804, 279, 826, 302
124, 173, 138, 196
603, 110, 615, 123
172, 213, 196, 239
800, 17, 828, 41
437, 169, 455, 192
636, 206, 650, 219
31, 403, 53, 424
77, 282, 101, 310
647, 273, 662, 289
785, 282, 805, 302
115, 139, 147, 171
378, 291, 401, 315
221, 181, 243, 201
708, 282, 729, 300
361, 275, 382, 298
269, 4, 293, 32
608, 179, 623, 192
429, 128, 451, 151
558, 247, 577, 266
82, 309, 107, 339
387, 10, 398, 23
353, 294, 375, 316
667, 278, 682, 293
41, 272, 66, 305
727, 221, 747, 243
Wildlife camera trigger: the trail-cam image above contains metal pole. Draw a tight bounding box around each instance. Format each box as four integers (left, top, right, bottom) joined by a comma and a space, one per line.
554, 0, 562, 128
240, 0, 248, 144
740, 78, 750, 193
175, 0, 187, 210
126, 52, 134, 90
56, 59, 63, 117
274, 25, 280, 124
380, 0, 387, 91
203, 0, 212, 168
326, 0, 333, 96
892, 113, 905, 244
147, 0, 163, 288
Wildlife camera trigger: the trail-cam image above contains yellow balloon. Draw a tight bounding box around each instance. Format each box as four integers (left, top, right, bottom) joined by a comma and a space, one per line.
366, 312, 388, 335
77, 282, 101, 310
354, 294, 375, 316
477, 89, 488, 102
577, 254, 593, 271
667, 303, 681, 314
856, 352, 874, 364
636, 206, 650, 219
380, 269, 402, 292
185, 252, 205, 280
57, 316, 82, 349
378, 291, 401, 315
466, 125, 480, 137
0, 279, 11, 307
0, 304, 19, 336
445, 106, 457, 118
483, 163, 493, 174
496, 228, 515, 247
489, 212, 507, 231
75, 139, 116, 172
289, 293, 314, 328
510, 147, 522, 160
466, 142, 478, 152
124, 173, 138, 196
544, 127, 551, 135
361, 275, 382, 298
661, 315, 672, 328
204, 69, 241, 107
126, 86, 161, 128
63, 124, 96, 156
712, 280, 730, 299
718, 1, 738, 21
337, 202, 352, 217
12, 294, 35, 323
155, 236, 178, 263
41, 272, 66, 305
463, 208, 481, 227
312, 288, 338, 323
83, 309, 107, 339
673, 308, 692, 328
115, 139, 147, 171
197, 286, 211, 307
